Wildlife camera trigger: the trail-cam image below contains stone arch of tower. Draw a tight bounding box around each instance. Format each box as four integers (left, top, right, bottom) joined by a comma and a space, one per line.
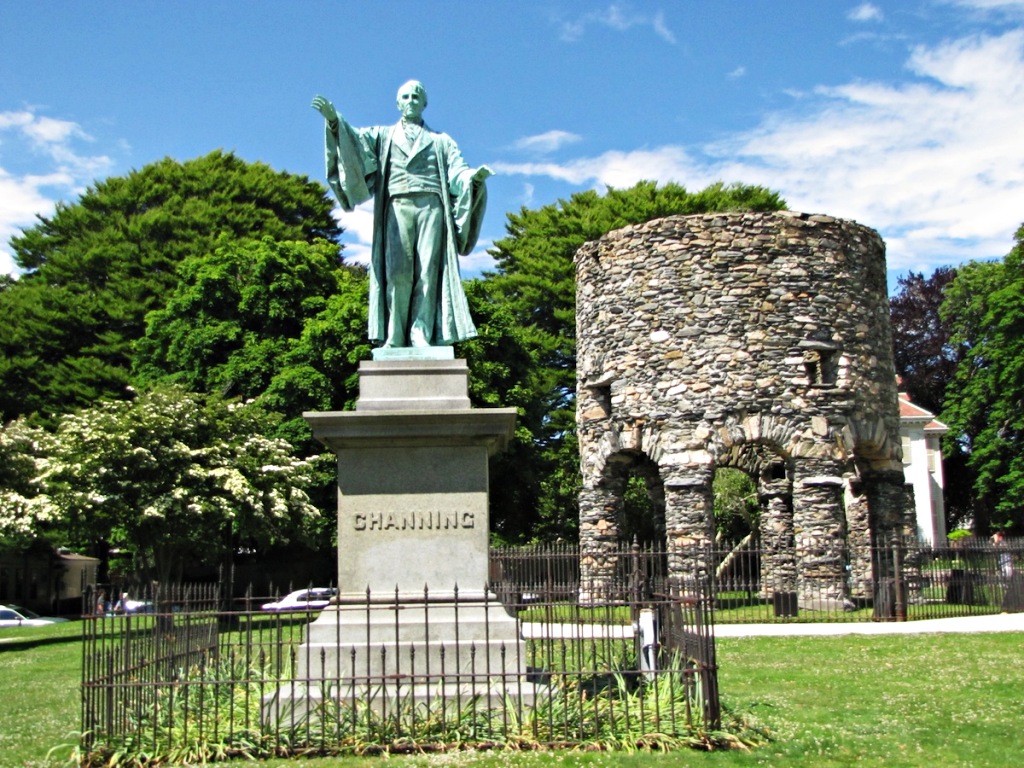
709, 414, 800, 602
575, 211, 914, 607
592, 447, 666, 543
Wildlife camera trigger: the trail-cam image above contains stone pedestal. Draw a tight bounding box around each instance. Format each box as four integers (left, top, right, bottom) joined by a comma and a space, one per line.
309, 360, 514, 600
268, 357, 528, 720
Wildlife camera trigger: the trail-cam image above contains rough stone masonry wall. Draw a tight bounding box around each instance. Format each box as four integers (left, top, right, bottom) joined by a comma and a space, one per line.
575, 211, 912, 605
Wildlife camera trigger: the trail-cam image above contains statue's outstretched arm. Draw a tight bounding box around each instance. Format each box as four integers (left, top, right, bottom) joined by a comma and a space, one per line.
311, 95, 340, 127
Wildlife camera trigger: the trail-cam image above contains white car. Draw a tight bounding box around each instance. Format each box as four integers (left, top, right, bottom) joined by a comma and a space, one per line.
261, 587, 337, 612
0, 604, 71, 628
111, 594, 154, 614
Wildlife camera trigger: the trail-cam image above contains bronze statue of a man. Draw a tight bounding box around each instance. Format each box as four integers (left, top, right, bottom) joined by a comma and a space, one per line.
313, 81, 491, 349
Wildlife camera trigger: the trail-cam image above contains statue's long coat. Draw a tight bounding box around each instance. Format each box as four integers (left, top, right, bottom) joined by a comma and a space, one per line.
323, 118, 484, 344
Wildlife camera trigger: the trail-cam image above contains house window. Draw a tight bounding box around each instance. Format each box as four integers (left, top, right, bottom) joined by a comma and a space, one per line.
901, 436, 913, 466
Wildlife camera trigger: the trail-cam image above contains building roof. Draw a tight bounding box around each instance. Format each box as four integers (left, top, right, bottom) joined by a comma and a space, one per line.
57, 552, 101, 563
898, 392, 948, 434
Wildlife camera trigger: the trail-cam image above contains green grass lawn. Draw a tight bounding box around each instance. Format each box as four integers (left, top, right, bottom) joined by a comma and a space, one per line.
0, 621, 84, 768
2, 621, 1021, 767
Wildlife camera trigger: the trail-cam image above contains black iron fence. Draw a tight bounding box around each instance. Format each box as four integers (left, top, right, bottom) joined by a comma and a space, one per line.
81, 575, 720, 762
80, 537, 1022, 762
491, 537, 1024, 623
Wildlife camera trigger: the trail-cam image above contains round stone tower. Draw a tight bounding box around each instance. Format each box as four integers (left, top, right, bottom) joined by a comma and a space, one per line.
575, 210, 912, 607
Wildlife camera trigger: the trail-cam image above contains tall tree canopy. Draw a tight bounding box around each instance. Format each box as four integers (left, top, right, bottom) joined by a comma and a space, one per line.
940, 224, 1024, 534
135, 235, 370, 489
890, 268, 960, 416
135, 236, 364, 407
471, 181, 786, 541
1, 151, 341, 421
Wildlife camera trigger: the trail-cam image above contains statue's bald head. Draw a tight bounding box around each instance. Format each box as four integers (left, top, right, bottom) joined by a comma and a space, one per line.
396, 80, 428, 108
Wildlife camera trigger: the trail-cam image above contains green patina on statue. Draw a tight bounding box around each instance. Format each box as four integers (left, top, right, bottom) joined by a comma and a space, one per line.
313, 81, 492, 350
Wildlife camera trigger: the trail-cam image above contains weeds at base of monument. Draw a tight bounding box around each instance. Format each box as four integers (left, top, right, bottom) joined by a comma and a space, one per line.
78, 656, 759, 765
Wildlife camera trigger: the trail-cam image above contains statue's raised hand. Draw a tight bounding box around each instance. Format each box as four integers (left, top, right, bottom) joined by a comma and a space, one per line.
471, 165, 493, 183
312, 95, 339, 125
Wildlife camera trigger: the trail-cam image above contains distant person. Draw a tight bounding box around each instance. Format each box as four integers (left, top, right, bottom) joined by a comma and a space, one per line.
312, 81, 491, 350
993, 529, 1024, 611
992, 530, 1013, 577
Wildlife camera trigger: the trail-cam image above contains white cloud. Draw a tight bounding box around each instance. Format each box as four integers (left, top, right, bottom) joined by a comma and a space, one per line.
520, 182, 536, 207
497, 30, 1024, 273
848, 3, 884, 22
0, 112, 31, 130
512, 130, 582, 154
728, 66, 747, 79
0, 169, 58, 275
651, 11, 677, 44
0, 109, 114, 276
950, 0, 1024, 11
1, 110, 109, 176
492, 145, 706, 190
334, 200, 375, 266
460, 241, 497, 277
710, 30, 1024, 268
23, 114, 86, 144
559, 4, 676, 44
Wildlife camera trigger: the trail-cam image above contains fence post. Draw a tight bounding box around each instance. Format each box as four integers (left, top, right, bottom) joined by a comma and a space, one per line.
105, 650, 115, 740
893, 541, 906, 622
630, 540, 642, 619
545, 546, 553, 602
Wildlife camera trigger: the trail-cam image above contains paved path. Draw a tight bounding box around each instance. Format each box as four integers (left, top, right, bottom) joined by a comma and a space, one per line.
523, 612, 1024, 641
521, 622, 636, 640
715, 611, 1024, 637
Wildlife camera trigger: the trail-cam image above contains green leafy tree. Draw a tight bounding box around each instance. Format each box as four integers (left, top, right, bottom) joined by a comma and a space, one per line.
19, 386, 322, 582
135, 236, 370, 522
940, 224, 1024, 534
135, 236, 358, 404
250, 264, 372, 522
460, 279, 557, 541
259, 267, 372, 438
713, 468, 759, 543
1, 151, 340, 421
474, 181, 786, 541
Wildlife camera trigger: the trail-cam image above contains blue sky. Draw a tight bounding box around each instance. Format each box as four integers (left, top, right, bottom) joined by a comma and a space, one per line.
3, 1, 1024, 291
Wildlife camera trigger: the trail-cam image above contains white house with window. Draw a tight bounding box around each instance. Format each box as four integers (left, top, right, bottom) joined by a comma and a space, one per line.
899, 391, 948, 545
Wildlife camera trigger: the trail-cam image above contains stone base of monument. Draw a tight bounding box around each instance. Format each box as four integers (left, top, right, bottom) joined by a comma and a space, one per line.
263, 594, 536, 726
263, 356, 535, 725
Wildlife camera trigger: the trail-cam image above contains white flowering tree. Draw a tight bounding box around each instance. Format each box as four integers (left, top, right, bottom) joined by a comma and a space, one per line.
0, 418, 55, 546
8, 386, 323, 582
